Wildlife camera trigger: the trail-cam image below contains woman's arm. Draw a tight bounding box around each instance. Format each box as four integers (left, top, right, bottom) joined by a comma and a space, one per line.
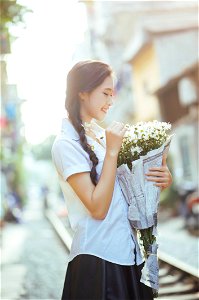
67, 121, 127, 220
67, 151, 118, 220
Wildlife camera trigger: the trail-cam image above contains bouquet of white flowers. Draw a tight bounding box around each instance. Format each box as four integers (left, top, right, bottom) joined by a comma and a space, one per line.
116, 120, 173, 297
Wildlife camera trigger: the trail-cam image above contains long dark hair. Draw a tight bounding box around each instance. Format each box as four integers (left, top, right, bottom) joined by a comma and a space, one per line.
65, 60, 113, 186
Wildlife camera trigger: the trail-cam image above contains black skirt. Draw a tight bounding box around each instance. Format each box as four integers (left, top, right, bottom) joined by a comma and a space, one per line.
61, 254, 154, 300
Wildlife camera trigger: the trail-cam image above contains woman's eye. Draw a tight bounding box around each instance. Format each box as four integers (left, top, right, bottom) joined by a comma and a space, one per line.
103, 92, 112, 97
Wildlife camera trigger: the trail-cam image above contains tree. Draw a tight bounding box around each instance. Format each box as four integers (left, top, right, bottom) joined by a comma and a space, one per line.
0, 0, 32, 53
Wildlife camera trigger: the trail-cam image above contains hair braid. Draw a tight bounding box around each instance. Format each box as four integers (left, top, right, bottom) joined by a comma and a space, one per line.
68, 104, 99, 186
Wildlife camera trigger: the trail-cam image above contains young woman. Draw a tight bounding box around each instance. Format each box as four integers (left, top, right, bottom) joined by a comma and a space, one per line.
51, 60, 172, 300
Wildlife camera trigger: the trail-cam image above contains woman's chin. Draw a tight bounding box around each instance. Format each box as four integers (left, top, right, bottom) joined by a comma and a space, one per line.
96, 110, 107, 121
96, 115, 106, 122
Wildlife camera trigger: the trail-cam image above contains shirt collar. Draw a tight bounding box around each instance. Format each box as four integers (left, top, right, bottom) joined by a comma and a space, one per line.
61, 117, 105, 142
61, 117, 80, 141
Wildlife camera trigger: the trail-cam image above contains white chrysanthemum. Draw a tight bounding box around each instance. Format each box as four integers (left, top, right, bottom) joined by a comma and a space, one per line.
123, 120, 171, 146
138, 134, 143, 139
162, 122, 171, 130
137, 121, 144, 127
131, 146, 142, 155
119, 120, 171, 167
125, 128, 137, 141
143, 134, 149, 140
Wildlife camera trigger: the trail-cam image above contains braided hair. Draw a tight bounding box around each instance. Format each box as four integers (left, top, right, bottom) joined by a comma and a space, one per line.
65, 60, 113, 186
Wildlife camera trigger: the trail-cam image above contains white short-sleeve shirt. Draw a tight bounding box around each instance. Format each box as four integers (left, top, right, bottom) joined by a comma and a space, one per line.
51, 117, 144, 266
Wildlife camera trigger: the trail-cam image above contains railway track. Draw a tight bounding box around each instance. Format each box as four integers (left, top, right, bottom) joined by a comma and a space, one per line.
158, 259, 199, 300
45, 209, 199, 300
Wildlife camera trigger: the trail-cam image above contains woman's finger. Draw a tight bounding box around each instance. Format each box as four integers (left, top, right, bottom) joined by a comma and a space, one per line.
154, 183, 168, 188
148, 166, 167, 172
145, 171, 169, 177
110, 121, 124, 130
146, 177, 168, 183
113, 123, 126, 133
107, 121, 122, 132
109, 121, 119, 128
119, 126, 128, 135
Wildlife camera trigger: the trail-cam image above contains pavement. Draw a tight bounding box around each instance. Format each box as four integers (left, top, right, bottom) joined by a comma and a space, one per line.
1, 199, 69, 300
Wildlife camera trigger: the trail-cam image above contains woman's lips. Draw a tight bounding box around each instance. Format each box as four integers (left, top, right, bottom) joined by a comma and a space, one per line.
101, 108, 108, 113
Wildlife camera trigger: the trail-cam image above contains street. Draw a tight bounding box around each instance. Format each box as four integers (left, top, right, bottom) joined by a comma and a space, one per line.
1, 198, 69, 300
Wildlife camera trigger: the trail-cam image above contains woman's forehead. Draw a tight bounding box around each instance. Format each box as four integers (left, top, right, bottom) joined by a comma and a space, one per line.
100, 76, 114, 90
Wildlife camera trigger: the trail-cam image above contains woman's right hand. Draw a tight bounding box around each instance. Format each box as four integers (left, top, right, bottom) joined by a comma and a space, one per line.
105, 121, 128, 157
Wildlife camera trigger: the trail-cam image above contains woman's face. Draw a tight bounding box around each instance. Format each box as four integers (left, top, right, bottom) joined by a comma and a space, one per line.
79, 75, 114, 122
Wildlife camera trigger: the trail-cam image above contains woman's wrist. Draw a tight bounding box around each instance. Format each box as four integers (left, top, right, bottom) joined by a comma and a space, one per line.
106, 149, 118, 158
106, 150, 118, 159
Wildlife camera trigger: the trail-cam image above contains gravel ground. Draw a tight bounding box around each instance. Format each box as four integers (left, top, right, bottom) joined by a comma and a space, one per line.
158, 216, 199, 271
20, 218, 68, 300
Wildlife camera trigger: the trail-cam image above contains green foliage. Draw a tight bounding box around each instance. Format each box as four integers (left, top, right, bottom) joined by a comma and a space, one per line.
0, 0, 32, 51
1, 0, 31, 29
117, 135, 166, 170
138, 227, 156, 258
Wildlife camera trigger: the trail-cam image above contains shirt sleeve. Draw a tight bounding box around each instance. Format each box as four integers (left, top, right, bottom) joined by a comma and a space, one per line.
51, 139, 92, 181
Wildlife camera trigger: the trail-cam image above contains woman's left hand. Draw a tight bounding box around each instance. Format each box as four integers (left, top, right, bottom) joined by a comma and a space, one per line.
145, 154, 173, 190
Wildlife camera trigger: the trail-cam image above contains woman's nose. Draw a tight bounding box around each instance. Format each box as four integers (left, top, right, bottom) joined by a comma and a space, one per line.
107, 96, 114, 106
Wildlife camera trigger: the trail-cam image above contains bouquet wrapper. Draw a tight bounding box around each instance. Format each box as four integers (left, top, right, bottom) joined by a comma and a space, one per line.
140, 241, 159, 293
117, 136, 172, 295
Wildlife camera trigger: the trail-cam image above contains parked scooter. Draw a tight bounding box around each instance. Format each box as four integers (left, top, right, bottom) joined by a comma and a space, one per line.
176, 181, 196, 218
176, 180, 199, 234
4, 191, 23, 223
185, 191, 199, 235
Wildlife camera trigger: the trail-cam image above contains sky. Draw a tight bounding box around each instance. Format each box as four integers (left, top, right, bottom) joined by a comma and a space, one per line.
7, 0, 88, 144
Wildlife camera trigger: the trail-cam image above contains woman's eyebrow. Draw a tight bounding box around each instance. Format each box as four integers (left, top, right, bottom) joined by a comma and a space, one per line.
104, 88, 113, 92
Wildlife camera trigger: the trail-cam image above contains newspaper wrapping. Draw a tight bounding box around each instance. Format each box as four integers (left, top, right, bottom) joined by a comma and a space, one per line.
117, 137, 172, 295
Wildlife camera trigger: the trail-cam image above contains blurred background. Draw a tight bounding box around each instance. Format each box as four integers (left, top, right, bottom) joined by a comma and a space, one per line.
1, 0, 198, 299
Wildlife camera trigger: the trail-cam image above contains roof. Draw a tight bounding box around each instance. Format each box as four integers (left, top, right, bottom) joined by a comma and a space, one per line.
153, 62, 199, 96
124, 25, 198, 63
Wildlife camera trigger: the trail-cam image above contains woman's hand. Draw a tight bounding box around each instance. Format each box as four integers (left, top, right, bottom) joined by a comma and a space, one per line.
105, 121, 127, 157
145, 154, 173, 190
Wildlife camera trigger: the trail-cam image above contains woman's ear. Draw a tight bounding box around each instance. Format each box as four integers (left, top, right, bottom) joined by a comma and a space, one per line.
78, 92, 88, 101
